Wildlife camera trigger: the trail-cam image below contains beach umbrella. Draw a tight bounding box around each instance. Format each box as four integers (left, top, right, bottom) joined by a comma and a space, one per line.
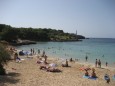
49, 63, 57, 67
79, 67, 91, 71
23, 51, 31, 55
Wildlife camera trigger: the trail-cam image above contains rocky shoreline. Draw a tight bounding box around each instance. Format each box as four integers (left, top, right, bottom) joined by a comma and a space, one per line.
9, 40, 37, 46
8, 39, 83, 46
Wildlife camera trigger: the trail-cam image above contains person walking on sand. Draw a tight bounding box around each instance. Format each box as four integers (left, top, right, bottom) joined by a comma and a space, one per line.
95, 59, 98, 67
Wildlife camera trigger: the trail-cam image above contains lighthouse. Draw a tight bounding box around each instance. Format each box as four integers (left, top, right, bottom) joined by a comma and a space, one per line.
76, 30, 77, 36
76, 30, 78, 40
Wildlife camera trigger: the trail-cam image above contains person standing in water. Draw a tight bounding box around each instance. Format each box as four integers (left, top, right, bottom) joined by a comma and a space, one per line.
33, 48, 34, 55
38, 49, 40, 54
106, 62, 108, 67
98, 59, 101, 68
95, 59, 98, 67
85, 55, 88, 61
30, 48, 32, 55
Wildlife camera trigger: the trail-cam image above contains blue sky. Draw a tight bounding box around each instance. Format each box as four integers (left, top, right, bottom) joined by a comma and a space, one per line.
0, 0, 115, 38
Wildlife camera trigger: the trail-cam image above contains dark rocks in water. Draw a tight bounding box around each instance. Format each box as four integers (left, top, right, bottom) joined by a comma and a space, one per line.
51, 39, 82, 42
9, 40, 36, 46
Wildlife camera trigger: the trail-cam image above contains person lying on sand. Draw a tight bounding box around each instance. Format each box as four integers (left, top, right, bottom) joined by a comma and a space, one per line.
37, 58, 48, 64
39, 65, 49, 70
37, 60, 44, 64
46, 67, 61, 72
40, 65, 61, 72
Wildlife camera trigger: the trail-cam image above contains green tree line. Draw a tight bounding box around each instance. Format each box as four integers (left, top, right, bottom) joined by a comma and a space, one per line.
0, 24, 85, 42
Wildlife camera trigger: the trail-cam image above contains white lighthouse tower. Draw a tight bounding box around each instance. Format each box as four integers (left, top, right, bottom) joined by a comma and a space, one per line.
76, 30, 77, 36
76, 30, 78, 40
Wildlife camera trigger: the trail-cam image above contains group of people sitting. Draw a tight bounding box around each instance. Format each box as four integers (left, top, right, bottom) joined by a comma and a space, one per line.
38, 58, 73, 72
84, 68, 97, 78
37, 55, 61, 73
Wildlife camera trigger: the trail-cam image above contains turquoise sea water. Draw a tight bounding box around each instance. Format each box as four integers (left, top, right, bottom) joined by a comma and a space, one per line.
16, 38, 115, 67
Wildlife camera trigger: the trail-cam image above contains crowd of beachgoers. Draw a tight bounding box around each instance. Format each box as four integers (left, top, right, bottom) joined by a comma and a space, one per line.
0, 46, 115, 86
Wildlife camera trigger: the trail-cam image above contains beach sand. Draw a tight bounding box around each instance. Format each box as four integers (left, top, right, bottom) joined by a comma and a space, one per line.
0, 54, 115, 86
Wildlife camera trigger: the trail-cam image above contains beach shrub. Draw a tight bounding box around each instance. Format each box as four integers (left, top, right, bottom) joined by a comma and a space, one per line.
0, 64, 6, 75
0, 44, 11, 75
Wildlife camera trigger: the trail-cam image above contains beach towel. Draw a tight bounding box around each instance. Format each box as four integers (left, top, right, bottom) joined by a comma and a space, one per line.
83, 75, 97, 80
83, 75, 90, 79
21, 59, 25, 61
49, 63, 57, 67
88, 76, 97, 80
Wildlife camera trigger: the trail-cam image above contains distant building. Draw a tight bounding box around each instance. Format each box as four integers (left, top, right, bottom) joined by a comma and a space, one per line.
76, 30, 77, 36
76, 30, 78, 40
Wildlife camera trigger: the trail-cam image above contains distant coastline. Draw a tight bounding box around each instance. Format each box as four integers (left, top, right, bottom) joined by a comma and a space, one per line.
0, 24, 85, 46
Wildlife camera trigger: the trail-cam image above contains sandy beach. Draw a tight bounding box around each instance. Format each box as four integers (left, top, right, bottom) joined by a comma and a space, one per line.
0, 52, 115, 86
